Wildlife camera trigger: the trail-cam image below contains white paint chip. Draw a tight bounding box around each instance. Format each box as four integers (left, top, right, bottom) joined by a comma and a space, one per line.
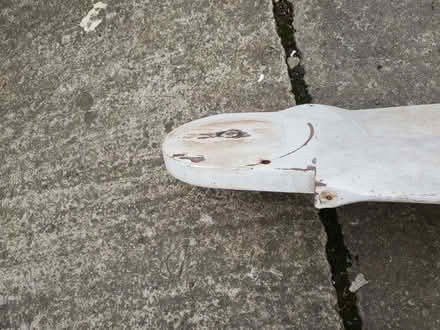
257, 74, 265, 83
80, 2, 108, 33
199, 214, 214, 225
349, 273, 369, 293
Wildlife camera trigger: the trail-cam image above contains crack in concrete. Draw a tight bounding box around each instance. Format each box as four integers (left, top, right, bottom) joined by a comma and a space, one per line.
319, 209, 363, 330
272, 0, 311, 104
272, 1, 362, 328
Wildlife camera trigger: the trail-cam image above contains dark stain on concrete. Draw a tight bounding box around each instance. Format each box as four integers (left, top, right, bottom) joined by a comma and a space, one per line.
84, 111, 98, 126
164, 120, 174, 133
75, 90, 94, 111
147, 157, 164, 168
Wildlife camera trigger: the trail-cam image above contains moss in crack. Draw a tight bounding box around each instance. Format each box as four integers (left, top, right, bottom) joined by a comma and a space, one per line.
272, 0, 312, 105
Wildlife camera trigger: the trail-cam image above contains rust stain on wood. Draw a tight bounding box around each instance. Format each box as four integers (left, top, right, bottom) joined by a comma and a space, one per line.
247, 159, 273, 166
197, 129, 250, 139
172, 154, 205, 163
320, 191, 337, 201
315, 180, 327, 187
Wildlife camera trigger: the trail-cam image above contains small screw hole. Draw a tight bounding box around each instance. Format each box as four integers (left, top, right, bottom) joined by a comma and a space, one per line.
260, 160, 271, 165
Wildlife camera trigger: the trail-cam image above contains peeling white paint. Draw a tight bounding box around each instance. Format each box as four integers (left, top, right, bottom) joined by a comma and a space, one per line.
80, 2, 108, 33
257, 73, 265, 82
349, 273, 369, 292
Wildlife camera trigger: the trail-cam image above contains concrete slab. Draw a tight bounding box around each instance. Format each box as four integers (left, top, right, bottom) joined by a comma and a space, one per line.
338, 204, 440, 329
294, 0, 440, 328
0, 1, 341, 328
295, 0, 440, 109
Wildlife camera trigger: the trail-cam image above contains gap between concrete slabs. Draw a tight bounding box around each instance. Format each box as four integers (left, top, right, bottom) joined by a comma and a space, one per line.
272, 1, 362, 329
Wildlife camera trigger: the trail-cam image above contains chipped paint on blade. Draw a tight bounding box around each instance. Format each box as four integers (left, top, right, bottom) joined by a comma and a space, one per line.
80, 2, 108, 33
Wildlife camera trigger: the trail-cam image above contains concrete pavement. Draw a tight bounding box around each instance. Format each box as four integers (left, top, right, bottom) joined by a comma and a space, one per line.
1, 1, 340, 328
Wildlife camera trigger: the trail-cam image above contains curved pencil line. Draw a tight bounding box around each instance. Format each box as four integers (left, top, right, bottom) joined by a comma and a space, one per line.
278, 122, 314, 159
